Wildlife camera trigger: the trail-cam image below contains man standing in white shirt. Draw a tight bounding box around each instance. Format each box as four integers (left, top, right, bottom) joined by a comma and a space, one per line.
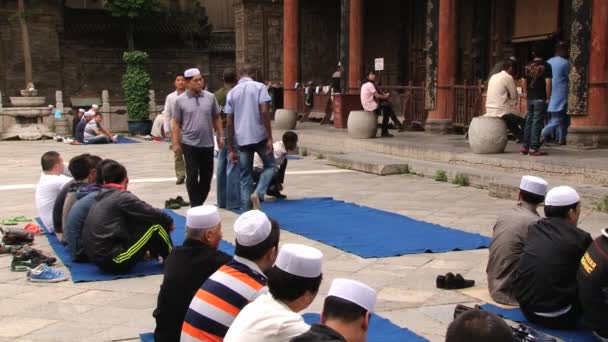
484, 59, 525, 142
163, 74, 187, 185
224, 244, 323, 342
35, 151, 72, 233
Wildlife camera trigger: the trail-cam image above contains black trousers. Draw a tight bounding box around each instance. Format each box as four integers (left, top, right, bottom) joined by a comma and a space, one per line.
502, 113, 525, 141
99, 223, 173, 274
521, 304, 581, 330
253, 159, 287, 193
374, 107, 390, 135
182, 144, 214, 207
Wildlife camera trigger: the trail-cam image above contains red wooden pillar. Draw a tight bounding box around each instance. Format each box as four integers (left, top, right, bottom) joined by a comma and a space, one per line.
569, 0, 608, 146
283, 0, 299, 111
347, 0, 363, 94
426, 0, 457, 133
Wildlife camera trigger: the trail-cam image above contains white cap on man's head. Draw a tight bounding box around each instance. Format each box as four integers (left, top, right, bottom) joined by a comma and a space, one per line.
328, 278, 377, 312
519, 175, 548, 196
84, 110, 95, 117
78, 108, 86, 113
234, 210, 271, 246
545, 186, 580, 206
91, 104, 99, 110
186, 205, 221, 230
275, 243, 323, 278
184, 68, 201, 78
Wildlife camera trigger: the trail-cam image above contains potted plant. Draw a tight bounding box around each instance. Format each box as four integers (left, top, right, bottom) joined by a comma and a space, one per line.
122, 51, 152, 135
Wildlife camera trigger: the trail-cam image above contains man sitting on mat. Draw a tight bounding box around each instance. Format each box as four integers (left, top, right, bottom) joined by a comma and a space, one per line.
577, 228, 608, 341
291, 278, 377, 342
82, 160, 174, 274
153, 205, 231, 342
446, 309, 513, 342
513, 186, 592, 329
486, 175, 548, 306
35, 151, 72, 233
74, 110, 94, 144
253, 131, 298, 199
84, 113, 117, 144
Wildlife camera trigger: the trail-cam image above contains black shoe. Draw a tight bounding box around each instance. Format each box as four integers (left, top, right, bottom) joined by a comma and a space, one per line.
164, 199, 181, 210
175, 196, 190, 207
436, 274, 446, 289
176, 177, 185, 185
444, 273, 475, 289
267, 190, 287, 199
380, 132, 394, 138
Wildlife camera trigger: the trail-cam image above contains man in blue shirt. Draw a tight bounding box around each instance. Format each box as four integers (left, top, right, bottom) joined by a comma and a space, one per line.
541, 42, 570, 145
225, 64, 275, 210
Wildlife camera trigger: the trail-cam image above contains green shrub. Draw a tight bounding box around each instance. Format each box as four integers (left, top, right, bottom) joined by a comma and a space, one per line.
452, 173, 470, 186
315, 152, 324, 160
434, 170, 448, 182
122, 51, 151, 121
299, 147, 308, 157
596, 195, 608, 213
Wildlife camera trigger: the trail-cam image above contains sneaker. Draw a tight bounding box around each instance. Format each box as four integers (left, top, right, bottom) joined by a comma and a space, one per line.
63, 138, 74, 144
11, 254, 38, 272
112, 135, 119, 140
529, 150, 548, 156
21, 247, 57, 265
27, 264, 69, 283
250, 193, 261, 210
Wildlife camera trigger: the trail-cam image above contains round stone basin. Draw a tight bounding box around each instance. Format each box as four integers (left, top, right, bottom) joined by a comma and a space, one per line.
9, 96, 46, 107
0, 107, 52, 118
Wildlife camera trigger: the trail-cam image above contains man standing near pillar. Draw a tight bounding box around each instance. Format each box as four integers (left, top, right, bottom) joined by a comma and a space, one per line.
541, 42, 570, 145
226, 64, 275, 210
163, 74, 187, 185
172, 68, 223, 207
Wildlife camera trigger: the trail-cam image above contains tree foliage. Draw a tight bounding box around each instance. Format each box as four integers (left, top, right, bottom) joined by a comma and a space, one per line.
105, 0, 163, 18
122, 51, 151, 121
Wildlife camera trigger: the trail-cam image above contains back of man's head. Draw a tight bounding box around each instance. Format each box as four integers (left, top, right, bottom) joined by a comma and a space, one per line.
223, 68, 237, 85
446, 309, 513, 342
100, 160, 127, 185
532, 42, 545, 58
235, 217, 280, 261
239, 64, 257, 78
68, 154, 92, 181
94, 159, 111, 184
555, 41, 568, 57
282, 131, 299, 150
41, 151, 61, 172
519, 189, 545, 205
322, 296, 368, 323
502, 59, 516, 72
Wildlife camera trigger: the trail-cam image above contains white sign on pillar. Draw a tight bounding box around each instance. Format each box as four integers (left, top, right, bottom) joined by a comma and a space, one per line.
374, 58, 384, 71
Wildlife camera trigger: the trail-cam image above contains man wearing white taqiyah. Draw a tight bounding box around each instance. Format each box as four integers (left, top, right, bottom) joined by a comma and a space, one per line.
486, 175, 548, 306
224, 243, 323, 342
292, 279, 377, 342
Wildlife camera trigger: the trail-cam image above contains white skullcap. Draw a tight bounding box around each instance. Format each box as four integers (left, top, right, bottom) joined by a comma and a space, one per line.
184, 68, 201, 78
48, 104, 54, 108
234, 210, 271, 246
186, 205, 221, 230
275, 243, 323, 278
84, 110, 95, 117
545, 186, 580, 206
91, 104, 99, 110
78, 108, 85, 113
519, 175, 548, 196
328, 278, 377, 312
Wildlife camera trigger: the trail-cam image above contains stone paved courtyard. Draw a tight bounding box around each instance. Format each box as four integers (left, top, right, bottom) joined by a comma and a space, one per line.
0, 139, 606, 342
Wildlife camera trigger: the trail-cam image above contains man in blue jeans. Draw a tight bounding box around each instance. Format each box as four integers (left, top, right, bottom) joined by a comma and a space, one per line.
225, 64, 275, 210
521, 42, 552, 156
541, 42, 570, 145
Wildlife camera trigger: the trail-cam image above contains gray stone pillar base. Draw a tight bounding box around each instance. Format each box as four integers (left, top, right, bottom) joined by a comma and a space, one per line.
425, 118, 452, 134
567, 126, 608, 148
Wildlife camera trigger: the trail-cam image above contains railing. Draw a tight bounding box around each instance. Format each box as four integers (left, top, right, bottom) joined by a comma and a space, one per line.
452, 81, 484, 129
383, 83, 426, 129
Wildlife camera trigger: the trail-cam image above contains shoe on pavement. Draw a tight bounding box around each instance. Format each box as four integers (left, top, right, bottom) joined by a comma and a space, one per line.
529, 150, 548, 156
27, 264, 69, 283
21, 247, 57, 266
520, 147, 529, 155
176, 177, 185, 185
175, 196, 190, 206
164, 199, 181, 210
250, 193, 261, 210
380, 133, 394, 138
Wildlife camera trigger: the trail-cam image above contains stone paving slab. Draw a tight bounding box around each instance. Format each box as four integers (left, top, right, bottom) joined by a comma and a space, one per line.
0, 140, 606, 341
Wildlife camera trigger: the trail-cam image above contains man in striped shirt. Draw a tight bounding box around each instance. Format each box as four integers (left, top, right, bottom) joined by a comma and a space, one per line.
181, 210, 280, 341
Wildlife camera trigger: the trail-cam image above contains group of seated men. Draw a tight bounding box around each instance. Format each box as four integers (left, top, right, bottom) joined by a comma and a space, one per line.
487, 175, 607, 339
36, 151, 174, 272
153, 207, 379, 342
73, 104, 117, 144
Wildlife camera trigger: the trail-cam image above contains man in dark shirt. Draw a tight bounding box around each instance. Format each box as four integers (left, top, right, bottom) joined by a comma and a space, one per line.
577, 228, 608, 340
153, 205, 230, 342
292, 279, 377, 342
521, 42, 552, 156
514, 186, 592, 329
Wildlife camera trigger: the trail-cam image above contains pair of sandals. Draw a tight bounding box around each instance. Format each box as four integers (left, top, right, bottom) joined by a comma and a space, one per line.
436, 272, 475, 289
1, 216, 31, 225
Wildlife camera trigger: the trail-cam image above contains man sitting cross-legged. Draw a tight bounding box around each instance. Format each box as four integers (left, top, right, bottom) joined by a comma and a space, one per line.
153, 205, 231, 342
253, 131, 299, 199
291, 278, 377, 342
82, 160, 174, 274
486, 175, 548, 305
84, 113, 117, 144
513, 186, 592, 329
64, 159, 111, 261
181, 210, 280, 342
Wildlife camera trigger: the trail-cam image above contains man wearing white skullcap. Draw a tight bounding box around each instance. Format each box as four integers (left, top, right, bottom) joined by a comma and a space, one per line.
514, 186, 592, 329
172, 67, 223, 207
163, 73, 187, 184
182, 210, 281, 342
74, 110, 96, 144
224, 243, 323, 342
487, 175, 548, 305
292, 279, 377, 342
578, 228, 608, 340
154, 205, 230, 342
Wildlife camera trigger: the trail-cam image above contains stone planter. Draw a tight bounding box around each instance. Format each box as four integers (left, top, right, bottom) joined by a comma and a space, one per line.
274, 109, 297, 130
9, 96, 45, 107
347, 110, 378, 139
468, 116, 508, 154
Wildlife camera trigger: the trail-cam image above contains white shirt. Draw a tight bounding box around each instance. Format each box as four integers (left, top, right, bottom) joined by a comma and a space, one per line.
253, 141, 287, 171
224, 293, 310, 342
35, 173, 71, 232
163, 90, 183, 138
485, 70, 518, 117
